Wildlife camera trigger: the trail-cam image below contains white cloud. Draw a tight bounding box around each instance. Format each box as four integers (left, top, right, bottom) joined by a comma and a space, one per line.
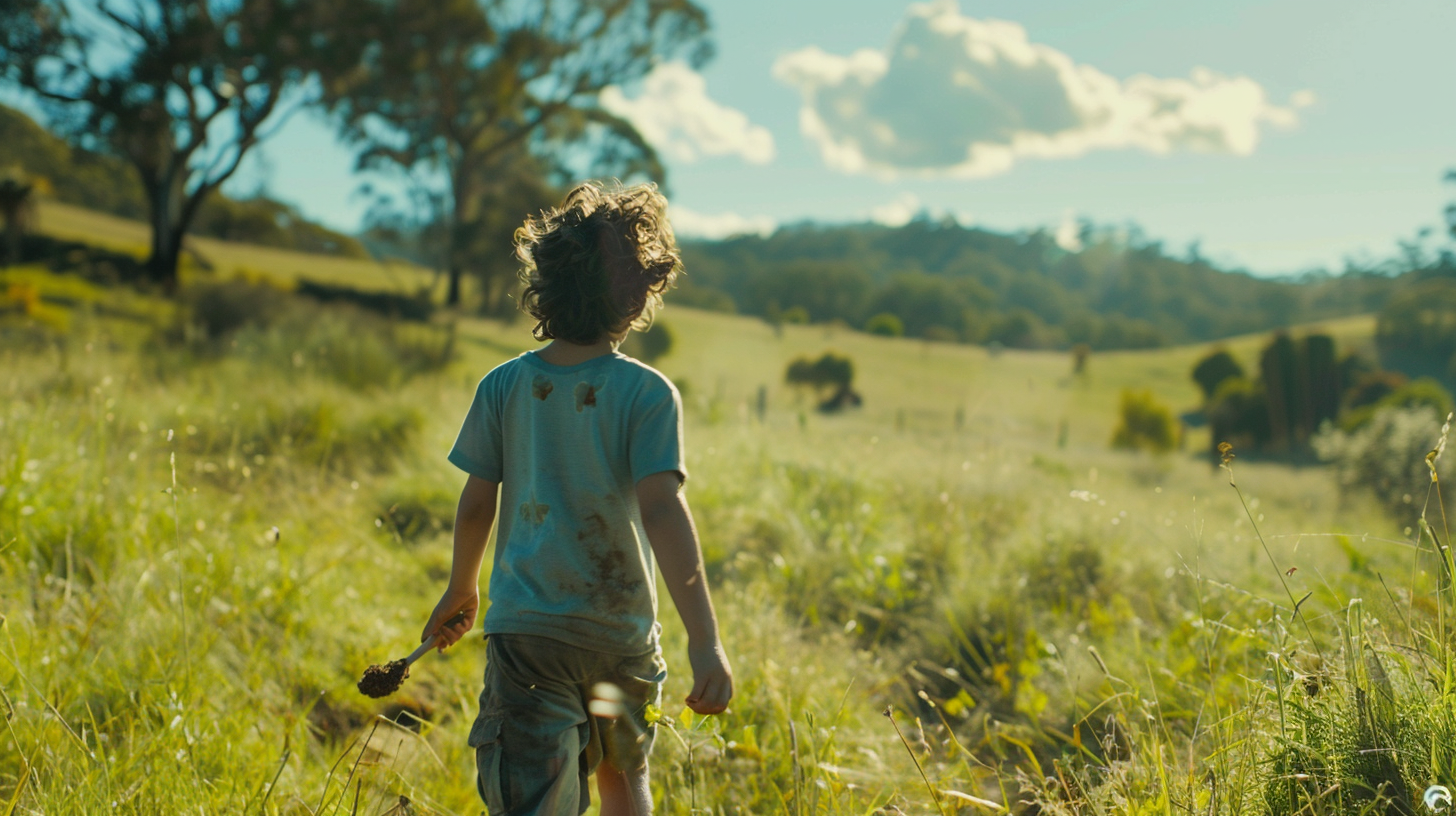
669, 206, 777, 240
601, 62, 775, 165
1054, 210, 1083, 252
869, 193, 922, 227
773, 0, 1310, 179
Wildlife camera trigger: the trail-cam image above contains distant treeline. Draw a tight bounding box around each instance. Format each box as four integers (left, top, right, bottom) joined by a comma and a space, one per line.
674, 218, 1414, 350
0, 105, 366, 259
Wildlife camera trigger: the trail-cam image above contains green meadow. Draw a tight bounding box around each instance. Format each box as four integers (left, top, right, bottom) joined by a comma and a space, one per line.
4, 212, 1455, 815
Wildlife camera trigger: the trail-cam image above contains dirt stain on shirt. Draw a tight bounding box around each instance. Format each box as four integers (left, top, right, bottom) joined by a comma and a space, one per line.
575, 382, 600, 411
519, 498, 549, 524
574, 511, 643, 614
532, 375, 554, 401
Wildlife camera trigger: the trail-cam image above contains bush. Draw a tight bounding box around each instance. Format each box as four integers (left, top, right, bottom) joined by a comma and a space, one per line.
295, 278, 434, 322
778, 305, 810, 325
864, 312, 903, 337
183, 279, 288, 339
1342, 377, 1452, 432
786, 351, 861, 413
1207, 376, 1271, 454
1110, 388, 1177, 452
786, 351, 854, 394
1192, 348, 1243, 402
1314, 405, 1454, 517
621, 320, 673, 363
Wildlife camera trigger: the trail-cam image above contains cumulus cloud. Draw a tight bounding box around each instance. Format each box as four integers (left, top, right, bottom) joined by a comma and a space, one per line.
870, 193, 923, 227
601, 62, 775, 165
669, 206, 777, 240
773, 0, 1310, 178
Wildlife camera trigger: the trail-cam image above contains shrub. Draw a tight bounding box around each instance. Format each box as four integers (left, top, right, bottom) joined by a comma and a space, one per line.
1110, 388, 1177, 452
786, 351, 854, 394
295, 278, 433, 322
864, 312, 903, 337
621, 319, 673, 363
1192, 348, 1243, 402
1207, 376, 1271, 454
779, 305, 809, 325
1314, 405, 1454, 517
183, 279, 288, 339
1342, 377, 1452, 432
786, 351, 861, 413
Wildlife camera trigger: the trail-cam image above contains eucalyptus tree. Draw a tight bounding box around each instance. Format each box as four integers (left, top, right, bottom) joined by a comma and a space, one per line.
0, 0, 369, 289
328, 0, 712, 309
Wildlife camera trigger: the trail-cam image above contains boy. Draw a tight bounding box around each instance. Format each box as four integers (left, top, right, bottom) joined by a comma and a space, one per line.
419, 181, 733, 816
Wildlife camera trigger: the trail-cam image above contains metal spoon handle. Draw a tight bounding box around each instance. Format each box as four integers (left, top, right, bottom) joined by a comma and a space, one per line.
406, 610, 470, 666
404, 636, 437, 667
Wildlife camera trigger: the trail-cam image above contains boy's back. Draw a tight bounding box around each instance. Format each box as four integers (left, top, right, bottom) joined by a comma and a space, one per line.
449, 350, 685, 654
421, 180, 729, 816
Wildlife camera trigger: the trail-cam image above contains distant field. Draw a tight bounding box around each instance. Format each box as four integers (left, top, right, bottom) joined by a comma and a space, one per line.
458, 307, 1378, 469
36, 199, 439, 294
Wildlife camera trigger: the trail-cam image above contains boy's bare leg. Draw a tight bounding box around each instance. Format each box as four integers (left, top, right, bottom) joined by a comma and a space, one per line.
596, 760, 652, 816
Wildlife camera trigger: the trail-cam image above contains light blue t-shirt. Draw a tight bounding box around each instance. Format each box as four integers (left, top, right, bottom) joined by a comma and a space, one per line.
448, 350, 686, 655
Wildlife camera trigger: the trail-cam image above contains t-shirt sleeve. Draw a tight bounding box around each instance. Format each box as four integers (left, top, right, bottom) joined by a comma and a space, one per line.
629, 380, 687, 484
448, 373, 503, 482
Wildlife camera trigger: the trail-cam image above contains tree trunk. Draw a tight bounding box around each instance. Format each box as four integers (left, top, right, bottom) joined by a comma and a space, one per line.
4, 220, 18, 269
445, 158, 479, 309
145, 175, 184, 293
446, 262, 463, 307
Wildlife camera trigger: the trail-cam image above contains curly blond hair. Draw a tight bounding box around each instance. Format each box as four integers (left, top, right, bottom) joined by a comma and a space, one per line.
515, 181, 681, 345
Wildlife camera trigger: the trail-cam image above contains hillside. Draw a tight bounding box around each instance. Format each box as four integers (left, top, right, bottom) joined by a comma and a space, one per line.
0, 103, 367, 258
676, 219, 1400, 350
31, 199, 436, 295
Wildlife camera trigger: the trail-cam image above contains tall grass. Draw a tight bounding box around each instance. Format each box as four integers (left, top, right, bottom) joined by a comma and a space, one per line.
4, 276, 1456, 814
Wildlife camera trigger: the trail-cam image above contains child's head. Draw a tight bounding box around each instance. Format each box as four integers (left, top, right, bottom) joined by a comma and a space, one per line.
515, 181, 681, 345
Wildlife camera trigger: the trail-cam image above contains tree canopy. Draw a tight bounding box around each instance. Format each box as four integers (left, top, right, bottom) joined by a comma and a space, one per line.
326, 0, 712, 309
676, 219, 1411, 350
0, 0, 370, 287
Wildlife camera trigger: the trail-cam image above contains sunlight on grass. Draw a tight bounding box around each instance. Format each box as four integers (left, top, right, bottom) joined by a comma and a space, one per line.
2, 277, 1451, 814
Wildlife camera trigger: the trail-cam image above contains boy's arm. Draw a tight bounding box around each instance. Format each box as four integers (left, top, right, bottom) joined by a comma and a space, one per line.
636, 471, 733, 715
422, 474, 499, 651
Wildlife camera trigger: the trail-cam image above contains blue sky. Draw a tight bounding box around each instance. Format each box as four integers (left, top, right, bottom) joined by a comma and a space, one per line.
223, 0, 1454, 275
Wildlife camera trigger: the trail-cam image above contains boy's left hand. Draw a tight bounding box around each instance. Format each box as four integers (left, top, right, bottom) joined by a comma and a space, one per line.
422, 588, 479, 651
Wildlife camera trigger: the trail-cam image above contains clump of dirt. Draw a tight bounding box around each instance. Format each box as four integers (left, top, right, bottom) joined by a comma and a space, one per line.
358, 659, 409, 698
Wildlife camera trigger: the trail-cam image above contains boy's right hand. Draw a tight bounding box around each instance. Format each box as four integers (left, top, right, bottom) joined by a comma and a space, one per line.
422, 587, 479, 652
685, 639, 733, 715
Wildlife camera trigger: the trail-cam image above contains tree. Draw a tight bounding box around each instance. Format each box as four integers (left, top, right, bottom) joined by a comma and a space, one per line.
0, 168, 38, 268
1192, 349, 1243, 403
0, 0, 366, 290
786, 351, 860, 412
865, 312, 904, 337
327, 0, 711, 309
1377, 278, 1456, 387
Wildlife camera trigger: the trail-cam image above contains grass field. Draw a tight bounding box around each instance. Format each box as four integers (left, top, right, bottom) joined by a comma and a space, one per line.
3, 225, 1453, 815
35, 200, 438, 295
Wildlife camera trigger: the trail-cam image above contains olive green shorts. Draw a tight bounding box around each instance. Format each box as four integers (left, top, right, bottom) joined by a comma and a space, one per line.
468, 634, 666, 816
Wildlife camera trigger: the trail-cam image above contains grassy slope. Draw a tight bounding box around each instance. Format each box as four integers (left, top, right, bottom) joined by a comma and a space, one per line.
36, 200, 436, 294
4, 219, 1433, 814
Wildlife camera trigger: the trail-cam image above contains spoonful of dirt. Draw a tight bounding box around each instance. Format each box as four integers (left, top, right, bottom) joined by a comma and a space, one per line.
358, 612, 468, 699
